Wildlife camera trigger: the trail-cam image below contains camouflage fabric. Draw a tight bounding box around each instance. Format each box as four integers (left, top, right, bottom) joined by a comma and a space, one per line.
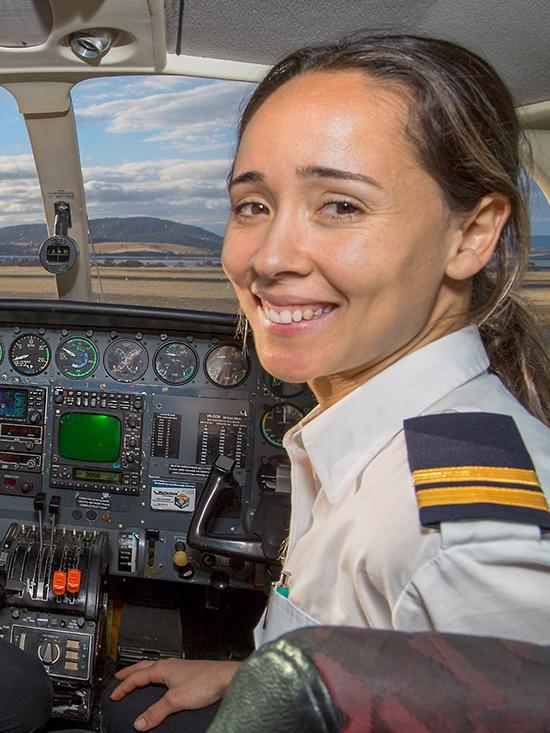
207, 627, 550, 732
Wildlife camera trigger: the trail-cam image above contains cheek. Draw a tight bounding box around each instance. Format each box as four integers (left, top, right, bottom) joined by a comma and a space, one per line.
221, 232, 245, 283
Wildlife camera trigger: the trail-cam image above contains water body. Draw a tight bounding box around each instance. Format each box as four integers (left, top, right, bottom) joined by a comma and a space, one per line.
0, 256, 221, 267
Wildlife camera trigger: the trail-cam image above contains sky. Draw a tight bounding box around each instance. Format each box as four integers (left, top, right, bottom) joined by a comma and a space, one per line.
0, 74, 549, 239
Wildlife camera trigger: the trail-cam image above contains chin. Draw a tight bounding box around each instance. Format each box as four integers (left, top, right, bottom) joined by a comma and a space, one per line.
258, 352, 315, 385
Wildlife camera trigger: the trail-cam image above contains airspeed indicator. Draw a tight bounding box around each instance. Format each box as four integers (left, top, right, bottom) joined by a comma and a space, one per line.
9, 334, 51, 376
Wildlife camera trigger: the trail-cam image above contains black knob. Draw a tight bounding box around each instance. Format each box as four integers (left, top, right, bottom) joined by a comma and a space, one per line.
127, 417, 137, 429
126, 453, 135, 463
128, 437, 137, 448
21, 481, 33, 494
38, 641, 61, 665
29, 412, 41, 424
54, 393, 63, 405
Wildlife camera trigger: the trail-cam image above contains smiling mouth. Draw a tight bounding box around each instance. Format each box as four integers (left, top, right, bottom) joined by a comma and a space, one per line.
259, 300, 335, 324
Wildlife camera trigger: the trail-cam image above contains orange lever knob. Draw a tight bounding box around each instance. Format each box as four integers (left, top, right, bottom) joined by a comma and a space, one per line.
67, 568, 81, 594
52, 570, 66, 596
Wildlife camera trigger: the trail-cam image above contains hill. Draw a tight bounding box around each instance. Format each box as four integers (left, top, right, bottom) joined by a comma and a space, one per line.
0, 217, 223, 254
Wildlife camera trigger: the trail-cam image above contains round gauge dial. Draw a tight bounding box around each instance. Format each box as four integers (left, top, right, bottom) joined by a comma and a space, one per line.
257, 455, 291, 492
104, 339, 148, 382
261, 403, 303, 447
9, 334, 51, 376
263, 372, 306, 398
154, 342, 198, 384
205, 344, 249, 388
56, 337, 99, 379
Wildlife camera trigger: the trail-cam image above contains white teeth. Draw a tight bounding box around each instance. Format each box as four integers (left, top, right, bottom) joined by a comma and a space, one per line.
262, 304, 333, 323
279, 310, 292, 324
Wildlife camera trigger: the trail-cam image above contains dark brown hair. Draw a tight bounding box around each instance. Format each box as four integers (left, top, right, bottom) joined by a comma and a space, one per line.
234, 34, 550, 423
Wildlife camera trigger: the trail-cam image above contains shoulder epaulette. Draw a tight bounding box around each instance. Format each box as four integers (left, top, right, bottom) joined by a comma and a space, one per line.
403, 412, 550, 529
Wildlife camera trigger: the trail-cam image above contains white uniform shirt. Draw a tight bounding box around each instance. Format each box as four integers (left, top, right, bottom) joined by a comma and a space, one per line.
281, 326, 550, 645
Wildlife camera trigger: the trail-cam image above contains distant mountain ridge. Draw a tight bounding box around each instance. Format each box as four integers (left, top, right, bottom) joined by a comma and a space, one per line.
0, 218, 547, 257
0, 217, 223, 253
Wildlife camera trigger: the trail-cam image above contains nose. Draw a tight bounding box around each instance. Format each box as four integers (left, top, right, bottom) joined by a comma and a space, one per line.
251, 210, 313, 282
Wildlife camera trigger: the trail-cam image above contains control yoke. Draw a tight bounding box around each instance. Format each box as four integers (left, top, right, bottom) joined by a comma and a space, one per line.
187, 455, 266, 563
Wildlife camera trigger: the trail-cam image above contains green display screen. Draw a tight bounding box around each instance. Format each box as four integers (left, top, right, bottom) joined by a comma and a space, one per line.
74, 468, 121, 483
58, 413, 121, 463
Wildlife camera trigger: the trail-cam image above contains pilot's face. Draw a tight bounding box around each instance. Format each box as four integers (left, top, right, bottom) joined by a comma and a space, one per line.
223, 71, 468, 406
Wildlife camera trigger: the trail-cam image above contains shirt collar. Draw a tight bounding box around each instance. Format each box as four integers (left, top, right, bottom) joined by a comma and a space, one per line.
284, 326, 490, 504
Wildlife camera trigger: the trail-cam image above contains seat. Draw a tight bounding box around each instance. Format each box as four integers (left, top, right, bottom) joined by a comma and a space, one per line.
207, 626, 550, 732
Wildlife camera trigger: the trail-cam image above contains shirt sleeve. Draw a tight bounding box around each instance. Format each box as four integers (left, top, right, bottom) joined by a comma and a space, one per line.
392, 520, 550, 645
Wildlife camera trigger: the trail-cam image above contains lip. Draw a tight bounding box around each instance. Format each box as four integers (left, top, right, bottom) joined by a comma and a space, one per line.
253, 292, 337, 310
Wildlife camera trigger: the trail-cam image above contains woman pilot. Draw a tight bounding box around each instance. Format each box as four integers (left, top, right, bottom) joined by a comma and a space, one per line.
102, 33, 550, 733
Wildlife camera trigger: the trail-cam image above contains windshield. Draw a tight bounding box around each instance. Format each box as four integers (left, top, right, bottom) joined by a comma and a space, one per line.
0, 78, 549, 330
0, 76, 254, 311
0, 85, 57, 299
528, 178, 550, 341
73, 75, 253, 312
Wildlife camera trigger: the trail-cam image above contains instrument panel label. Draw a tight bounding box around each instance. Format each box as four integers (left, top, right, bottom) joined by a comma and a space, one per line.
151, 413, 181, 459
76, 495, 112, 510
196, 412, 248, 469
150, 479, 196, 512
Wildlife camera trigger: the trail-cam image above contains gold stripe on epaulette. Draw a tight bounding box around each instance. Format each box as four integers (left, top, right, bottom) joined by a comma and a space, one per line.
416, 486, 549, 511
412, 466, 539, 486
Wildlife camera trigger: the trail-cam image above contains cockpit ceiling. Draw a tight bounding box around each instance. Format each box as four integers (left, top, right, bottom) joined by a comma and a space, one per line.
0, 0, 548, 107
171, 0, 550, 104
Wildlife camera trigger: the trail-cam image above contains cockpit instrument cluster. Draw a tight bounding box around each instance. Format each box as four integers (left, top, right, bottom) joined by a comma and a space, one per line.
0, 306, 315, 593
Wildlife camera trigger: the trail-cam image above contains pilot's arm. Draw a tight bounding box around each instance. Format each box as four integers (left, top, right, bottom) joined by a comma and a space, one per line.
393, 411, 550, 645
394, 520, 550, 643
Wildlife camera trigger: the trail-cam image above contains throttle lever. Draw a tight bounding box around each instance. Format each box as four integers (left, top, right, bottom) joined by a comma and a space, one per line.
187, 455, 266, 562
34, 492, 46, 552
48, 495, 61, 557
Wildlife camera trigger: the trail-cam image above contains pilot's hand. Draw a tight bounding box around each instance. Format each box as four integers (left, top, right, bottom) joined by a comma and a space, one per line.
110, 658, 241, 731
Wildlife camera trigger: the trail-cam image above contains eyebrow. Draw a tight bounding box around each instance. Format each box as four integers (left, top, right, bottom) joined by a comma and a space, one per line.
297, 165, 382, 188
228, 165, 382, 191
227, 170, 264, 190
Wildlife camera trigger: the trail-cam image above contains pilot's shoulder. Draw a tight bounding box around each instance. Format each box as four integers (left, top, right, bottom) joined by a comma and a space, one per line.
403, 411, 550, 530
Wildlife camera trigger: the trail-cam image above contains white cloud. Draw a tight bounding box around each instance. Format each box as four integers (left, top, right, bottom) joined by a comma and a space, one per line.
76, 80, 252, 150
0, 153, 232, 233
82, 157, 231, 233
0, 155, 43, 224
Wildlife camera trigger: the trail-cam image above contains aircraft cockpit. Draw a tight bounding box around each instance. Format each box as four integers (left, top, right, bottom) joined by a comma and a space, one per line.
0, 1, 548, 729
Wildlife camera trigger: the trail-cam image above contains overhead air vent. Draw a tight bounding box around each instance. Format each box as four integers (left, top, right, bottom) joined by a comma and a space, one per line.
69, 28, 120, 61
0, 0, 53, 48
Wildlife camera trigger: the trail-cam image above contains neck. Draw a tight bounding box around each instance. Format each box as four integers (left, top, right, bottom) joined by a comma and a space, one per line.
310, 305, 469, 411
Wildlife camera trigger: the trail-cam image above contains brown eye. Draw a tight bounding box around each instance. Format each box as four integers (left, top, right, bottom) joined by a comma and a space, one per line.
333, 201, 359, 216
321, 199, 362, 218
234, 201, 269, 217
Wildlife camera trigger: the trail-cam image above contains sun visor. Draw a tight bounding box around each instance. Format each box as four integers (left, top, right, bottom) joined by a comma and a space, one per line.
0, 0, 53, 48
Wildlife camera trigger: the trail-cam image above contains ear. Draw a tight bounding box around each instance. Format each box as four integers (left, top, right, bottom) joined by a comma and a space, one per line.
445, 193, 511, 281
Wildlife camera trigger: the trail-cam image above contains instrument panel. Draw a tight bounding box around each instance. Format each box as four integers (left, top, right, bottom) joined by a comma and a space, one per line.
0, 302, 315, 591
